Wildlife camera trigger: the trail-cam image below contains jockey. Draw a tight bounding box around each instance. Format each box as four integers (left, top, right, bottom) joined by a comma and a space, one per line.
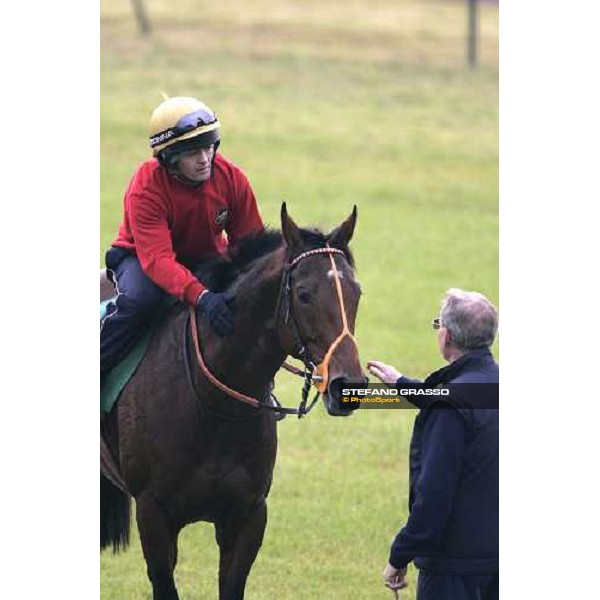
101, 96, 264, 375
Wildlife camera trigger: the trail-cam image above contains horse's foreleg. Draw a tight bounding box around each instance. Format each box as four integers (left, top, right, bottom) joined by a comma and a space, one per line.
136, 495, 180, 600
215, 499, 267, 600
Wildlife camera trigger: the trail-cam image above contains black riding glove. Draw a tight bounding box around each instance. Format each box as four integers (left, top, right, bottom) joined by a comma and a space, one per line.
196, 291, 235, 337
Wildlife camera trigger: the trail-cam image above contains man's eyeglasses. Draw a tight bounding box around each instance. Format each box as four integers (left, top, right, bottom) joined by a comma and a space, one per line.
432, 317, 442, 330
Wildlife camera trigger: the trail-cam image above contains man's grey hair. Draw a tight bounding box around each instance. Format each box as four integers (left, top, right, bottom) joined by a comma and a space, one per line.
440, 288, 498, 350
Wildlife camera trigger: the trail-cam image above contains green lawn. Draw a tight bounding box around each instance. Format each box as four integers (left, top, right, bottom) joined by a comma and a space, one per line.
101, 1, 498, 597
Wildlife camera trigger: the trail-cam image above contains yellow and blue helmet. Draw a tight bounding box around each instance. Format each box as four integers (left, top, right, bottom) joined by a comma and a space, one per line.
149, 96, 220, 165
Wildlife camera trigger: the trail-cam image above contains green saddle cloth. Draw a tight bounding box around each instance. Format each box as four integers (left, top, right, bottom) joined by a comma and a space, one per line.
100, 298, 165, 414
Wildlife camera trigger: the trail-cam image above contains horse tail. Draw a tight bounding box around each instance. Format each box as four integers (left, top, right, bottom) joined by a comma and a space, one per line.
100, 474, 131, 553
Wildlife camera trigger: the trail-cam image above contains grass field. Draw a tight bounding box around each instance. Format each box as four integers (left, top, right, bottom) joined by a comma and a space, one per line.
101, 1, 498, 598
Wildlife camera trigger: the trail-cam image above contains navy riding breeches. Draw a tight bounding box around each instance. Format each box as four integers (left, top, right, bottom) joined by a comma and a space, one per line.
100, 247, 166, 375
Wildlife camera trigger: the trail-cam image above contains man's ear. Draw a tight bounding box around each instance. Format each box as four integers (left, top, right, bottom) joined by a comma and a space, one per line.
281, 202, 304, 250
327, 205, 357, 248
442, 327, 453, 347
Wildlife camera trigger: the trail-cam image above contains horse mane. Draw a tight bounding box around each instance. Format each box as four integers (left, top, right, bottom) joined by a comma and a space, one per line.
192, 226, 354, 293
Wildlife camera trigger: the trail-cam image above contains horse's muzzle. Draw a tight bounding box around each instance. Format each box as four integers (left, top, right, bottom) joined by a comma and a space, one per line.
323, 376, 369, 416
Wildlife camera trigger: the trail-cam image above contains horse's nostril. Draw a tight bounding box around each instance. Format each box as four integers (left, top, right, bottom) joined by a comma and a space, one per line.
327, 376, 368, 395
327, 376, 361, 413
327, 376, 347, 396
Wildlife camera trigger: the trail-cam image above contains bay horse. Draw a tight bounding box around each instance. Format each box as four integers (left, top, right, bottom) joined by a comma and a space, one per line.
100, 204, 366, 600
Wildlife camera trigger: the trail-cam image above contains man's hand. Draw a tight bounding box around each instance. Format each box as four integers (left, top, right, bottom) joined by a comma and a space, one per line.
383, 562, 408, 595
197, 291, 235, 337
367, 360, 402, 385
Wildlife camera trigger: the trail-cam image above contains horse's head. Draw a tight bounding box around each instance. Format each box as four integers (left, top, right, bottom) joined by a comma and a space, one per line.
279, 203, 368, 417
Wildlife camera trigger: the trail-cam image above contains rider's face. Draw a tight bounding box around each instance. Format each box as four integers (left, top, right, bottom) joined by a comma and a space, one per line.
177, 145, 215, 182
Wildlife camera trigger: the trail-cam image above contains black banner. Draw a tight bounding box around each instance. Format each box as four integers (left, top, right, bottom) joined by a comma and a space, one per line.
328, 382, 499, 410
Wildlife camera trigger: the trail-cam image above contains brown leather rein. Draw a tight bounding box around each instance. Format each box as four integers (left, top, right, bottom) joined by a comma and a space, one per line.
187, 244, 359, 417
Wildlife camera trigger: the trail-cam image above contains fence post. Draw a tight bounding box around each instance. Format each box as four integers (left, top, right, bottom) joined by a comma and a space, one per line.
468, 0, 478, 68
131, 0, 152, 36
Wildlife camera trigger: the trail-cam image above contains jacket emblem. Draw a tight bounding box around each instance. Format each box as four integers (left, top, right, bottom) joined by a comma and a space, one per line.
215, 208, 229, 226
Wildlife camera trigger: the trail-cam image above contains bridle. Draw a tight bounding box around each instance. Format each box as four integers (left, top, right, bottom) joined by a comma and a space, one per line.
277, 245, 359, 403
186, 243, 359, 418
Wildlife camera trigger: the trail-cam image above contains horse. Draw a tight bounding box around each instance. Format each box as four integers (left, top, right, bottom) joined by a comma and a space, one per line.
100, 204, 367, 600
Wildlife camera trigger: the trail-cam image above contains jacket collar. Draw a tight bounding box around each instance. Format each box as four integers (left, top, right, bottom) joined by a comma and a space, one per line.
424, 347, 493, 387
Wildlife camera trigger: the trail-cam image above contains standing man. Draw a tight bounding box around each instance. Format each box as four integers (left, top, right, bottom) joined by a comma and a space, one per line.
101, 95, 264, 375
368, 288, 499, 600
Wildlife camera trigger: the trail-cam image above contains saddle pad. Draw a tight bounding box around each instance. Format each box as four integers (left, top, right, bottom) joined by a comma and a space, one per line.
100, 298, 155, 414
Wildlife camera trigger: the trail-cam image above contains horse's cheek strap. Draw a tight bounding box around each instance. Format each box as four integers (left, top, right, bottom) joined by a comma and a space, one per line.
313, 248, 359, 394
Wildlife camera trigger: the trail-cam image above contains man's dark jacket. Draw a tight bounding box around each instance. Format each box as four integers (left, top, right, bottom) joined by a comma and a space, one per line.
389, 347, 499, 575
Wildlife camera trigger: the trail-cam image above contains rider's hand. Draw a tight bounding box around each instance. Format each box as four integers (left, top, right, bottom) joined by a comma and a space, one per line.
196, 291, 235, 337
367, 360, 403, 385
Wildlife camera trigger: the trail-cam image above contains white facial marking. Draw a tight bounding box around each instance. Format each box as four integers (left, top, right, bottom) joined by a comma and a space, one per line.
327, 269, 343, 280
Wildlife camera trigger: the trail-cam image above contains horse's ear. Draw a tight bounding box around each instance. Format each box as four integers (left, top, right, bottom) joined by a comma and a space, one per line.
281, 202, 303, 250
328, 205, 358, 248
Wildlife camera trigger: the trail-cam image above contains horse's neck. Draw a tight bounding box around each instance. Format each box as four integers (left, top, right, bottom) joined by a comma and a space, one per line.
199, 248, 287, 398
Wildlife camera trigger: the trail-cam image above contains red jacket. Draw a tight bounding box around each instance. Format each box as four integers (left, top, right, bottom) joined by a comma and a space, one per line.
112, 154, 264, 305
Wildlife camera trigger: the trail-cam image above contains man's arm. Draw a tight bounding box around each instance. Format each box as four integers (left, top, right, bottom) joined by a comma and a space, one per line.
225, 172, 264, 247
129, 191, 205, 305
396, 375, 423, 386
388, 407, 467, 569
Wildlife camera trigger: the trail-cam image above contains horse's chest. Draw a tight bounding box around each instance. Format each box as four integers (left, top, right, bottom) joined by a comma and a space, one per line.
171, 428, 277, 523
172, 457, 271, 524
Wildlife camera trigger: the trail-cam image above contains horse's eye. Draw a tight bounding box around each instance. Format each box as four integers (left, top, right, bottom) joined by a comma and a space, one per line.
297, 289, 311, 305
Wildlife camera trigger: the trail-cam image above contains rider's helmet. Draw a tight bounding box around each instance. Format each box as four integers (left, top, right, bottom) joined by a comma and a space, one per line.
149, 96, 221, 171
